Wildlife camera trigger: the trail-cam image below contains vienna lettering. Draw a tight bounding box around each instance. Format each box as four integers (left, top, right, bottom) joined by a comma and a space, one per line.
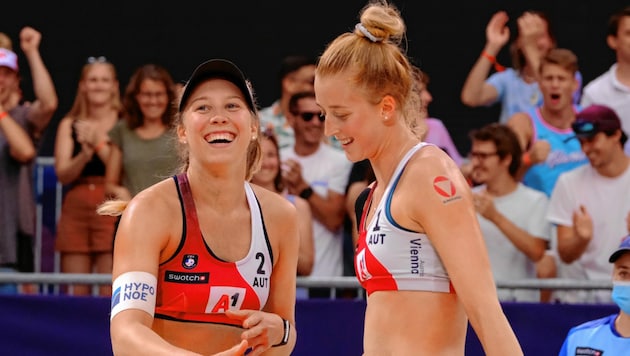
410, 238, 424, 275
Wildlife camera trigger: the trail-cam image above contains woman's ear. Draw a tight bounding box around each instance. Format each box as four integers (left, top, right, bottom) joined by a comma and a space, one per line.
251, 119, 259, 141
177, 124, 187, 144
380, 95, 396, 123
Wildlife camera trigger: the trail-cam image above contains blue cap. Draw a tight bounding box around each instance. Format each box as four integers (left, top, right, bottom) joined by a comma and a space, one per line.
609, 234, 630, 263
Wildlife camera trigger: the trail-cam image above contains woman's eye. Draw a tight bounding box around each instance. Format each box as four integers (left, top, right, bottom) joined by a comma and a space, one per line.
226, 102, 243, 110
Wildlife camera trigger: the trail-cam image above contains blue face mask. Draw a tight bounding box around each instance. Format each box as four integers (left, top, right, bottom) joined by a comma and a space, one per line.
611, 281, 630, 315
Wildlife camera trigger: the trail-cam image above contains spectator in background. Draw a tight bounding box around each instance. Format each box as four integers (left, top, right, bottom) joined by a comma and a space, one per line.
461, 10, 582, 124
559, 234, 630, 354
54, 56, 121, 296
0, 27, 57, 293
315, 1, 522, 354
411, 66, 464, 166
250, 128, 314, 277
259, 55, 316, 149
105, 63, 179, 201
548, 104, 630, 304
280, 90, 352, 298
469, 123, 550, 302
580, 6, 630, 155
506, 48, 587, 197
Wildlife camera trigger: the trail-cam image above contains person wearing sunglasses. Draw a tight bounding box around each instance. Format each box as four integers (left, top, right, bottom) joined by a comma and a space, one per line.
280, 90, 352, 298
547, 104, 630, 304
559, 234, 630, 354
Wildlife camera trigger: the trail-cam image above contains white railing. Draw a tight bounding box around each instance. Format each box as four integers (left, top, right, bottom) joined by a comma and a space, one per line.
0, 273, 613, 300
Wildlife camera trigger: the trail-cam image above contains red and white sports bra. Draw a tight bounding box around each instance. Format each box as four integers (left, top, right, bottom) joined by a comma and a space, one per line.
354, 143, 454, 296
154, 173, 273, 327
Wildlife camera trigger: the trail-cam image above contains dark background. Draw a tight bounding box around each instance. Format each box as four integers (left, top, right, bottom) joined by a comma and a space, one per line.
4, 0, 627, 156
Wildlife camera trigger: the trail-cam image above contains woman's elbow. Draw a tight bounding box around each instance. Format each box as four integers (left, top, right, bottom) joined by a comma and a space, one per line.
11, 146, 36, 163
297, 260, 313, 276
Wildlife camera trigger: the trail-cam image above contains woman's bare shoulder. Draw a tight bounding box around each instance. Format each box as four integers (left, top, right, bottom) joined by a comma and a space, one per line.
125, 177, 180, 218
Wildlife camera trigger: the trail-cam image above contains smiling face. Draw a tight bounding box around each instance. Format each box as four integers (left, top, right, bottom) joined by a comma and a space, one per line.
251, 136, 281, 191
290, 95, 324, 147
315, 72, 384, 162
136, 79, 169, 122
178, 78, 257, 174
470, 140, 506, 184
578, 130, 622, 169
81, 63, 119, 106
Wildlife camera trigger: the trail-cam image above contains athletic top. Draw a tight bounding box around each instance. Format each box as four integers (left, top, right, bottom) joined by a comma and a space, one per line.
559, 314, 630, 356
154, 173, 274, 327
521, 105, 587, 197
354, 143, 453, 296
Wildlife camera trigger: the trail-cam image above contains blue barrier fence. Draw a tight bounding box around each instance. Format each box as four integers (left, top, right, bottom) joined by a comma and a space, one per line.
0, 294, 618, 355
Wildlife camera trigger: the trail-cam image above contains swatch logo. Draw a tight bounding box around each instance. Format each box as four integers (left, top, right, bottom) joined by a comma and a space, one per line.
433, 176, 455, 197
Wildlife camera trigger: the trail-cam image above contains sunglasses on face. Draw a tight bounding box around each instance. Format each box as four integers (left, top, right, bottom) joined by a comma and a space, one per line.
296, 112, 324, 123
572, 120, 596, 135
87, 56, 108, 64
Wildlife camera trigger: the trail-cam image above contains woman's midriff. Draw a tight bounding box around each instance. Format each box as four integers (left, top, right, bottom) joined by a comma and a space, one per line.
362, 290, 468, 356
152, 318, 244, 354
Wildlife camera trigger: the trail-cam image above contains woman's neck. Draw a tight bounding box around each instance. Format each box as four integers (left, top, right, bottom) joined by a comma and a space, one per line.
87, 103, 118, 121
186, 164, 246, 212
136, 118, 167, 139
371, 130, 419, 188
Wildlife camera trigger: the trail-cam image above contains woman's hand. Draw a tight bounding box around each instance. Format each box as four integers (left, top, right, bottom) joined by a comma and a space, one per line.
226, 309, 286, 355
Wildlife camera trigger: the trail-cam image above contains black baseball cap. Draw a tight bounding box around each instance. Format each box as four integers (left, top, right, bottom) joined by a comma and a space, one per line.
178, 59, 256, 113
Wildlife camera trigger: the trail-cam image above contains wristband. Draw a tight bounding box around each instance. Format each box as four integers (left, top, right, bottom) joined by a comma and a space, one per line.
299, 186, 314, 200
0, 111, 8, 121
272, 319, 290, 347
522, 152, 532, 166
481, 51, 506, 72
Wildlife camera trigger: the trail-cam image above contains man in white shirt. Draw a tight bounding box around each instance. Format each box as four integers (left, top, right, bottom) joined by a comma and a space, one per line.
469, 123, 550, 302
548, 104, 630, 303
280, 91, 352, 297
580, 6, 630, 154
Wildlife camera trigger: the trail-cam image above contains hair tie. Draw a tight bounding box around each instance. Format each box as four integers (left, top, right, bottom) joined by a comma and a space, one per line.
355, 23, 383, 43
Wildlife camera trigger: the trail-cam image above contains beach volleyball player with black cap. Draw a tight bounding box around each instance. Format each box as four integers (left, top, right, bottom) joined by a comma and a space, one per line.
101, 59, 298, 355
559, 234, 630, 354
